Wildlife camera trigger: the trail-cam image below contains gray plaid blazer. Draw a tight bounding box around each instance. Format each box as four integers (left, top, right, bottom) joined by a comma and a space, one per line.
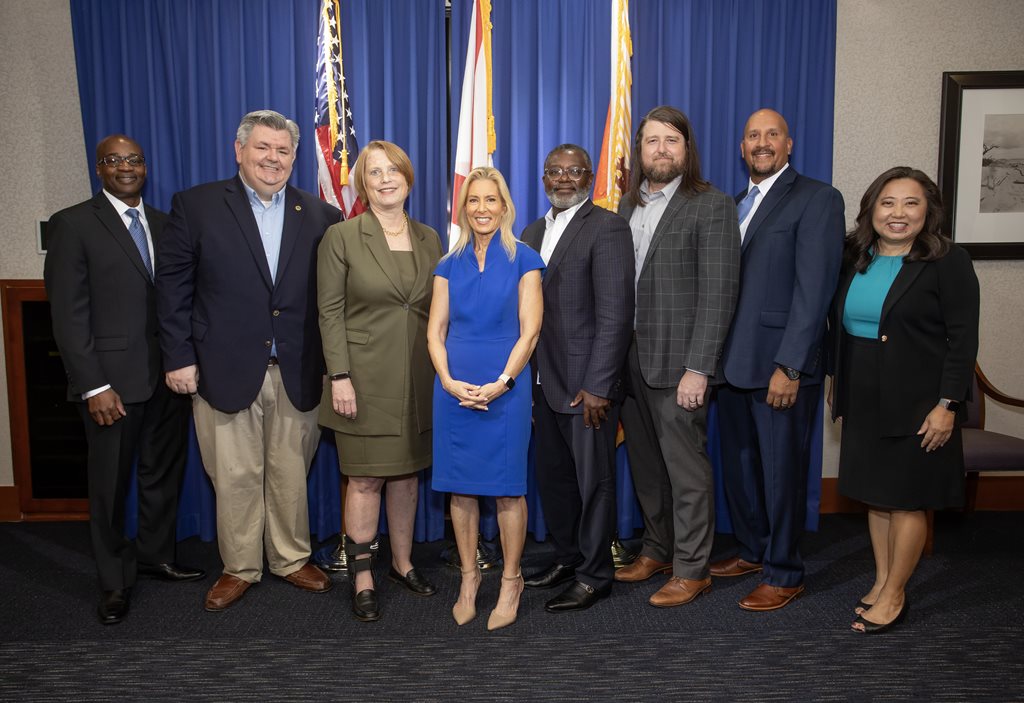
619, 184, 740, 388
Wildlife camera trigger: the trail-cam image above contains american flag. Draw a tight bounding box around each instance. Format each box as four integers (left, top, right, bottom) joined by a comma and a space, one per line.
315, 0, 364, 219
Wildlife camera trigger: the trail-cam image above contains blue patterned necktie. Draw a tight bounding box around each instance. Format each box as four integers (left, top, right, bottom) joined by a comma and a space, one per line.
736, 185, 760, 224
126, 208, 154, 280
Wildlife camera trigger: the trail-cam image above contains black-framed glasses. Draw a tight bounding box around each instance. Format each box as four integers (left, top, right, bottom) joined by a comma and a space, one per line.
544, 166, 590, 181
97, 154, 146, 168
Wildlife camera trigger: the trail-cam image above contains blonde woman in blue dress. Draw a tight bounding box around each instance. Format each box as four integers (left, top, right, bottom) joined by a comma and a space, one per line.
427, 167, 544, 630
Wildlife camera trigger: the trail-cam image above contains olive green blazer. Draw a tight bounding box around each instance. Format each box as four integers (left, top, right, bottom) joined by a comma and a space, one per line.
317, 211, 443, 435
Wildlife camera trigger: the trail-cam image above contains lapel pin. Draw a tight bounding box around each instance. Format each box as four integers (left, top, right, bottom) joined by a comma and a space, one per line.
295, 204, 302, 211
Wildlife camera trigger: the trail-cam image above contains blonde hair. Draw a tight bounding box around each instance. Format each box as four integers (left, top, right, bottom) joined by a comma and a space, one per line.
350, 140, 415, 205
449, 166, 517, 261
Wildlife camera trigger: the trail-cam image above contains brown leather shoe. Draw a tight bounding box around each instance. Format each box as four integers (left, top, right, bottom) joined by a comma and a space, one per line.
738, 583, 804, 611
204, 574, 251, 611
282, 563, 333, 593
614, 555, 673, 583
648, 577, 712, 607
709, 556, 763, 577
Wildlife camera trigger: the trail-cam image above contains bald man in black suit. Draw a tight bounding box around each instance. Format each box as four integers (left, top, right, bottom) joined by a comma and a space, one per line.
45, 134, 203, 625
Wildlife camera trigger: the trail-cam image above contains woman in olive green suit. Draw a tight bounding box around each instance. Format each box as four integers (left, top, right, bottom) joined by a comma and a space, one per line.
317, 140, 443, 622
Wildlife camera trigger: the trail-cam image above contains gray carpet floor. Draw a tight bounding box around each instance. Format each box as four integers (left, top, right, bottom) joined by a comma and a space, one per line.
1, 512, 1022, 701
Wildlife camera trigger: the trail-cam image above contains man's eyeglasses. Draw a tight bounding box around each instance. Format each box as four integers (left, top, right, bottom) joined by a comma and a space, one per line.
97, 154, 146, 168
543, 166, 590, 181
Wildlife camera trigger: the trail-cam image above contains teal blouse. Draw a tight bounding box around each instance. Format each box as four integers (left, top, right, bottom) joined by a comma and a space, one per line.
842, 254, 904, 339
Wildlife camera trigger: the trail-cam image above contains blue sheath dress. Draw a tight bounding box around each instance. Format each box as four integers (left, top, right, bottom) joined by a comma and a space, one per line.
431, 241, 544, 496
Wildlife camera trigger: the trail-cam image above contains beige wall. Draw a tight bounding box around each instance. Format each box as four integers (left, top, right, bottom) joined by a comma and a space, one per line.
0, 0, 91, 486
1, 0, 1022, 487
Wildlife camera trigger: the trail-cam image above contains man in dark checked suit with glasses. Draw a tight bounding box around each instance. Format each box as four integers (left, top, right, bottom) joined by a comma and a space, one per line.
521, 144, 635, 612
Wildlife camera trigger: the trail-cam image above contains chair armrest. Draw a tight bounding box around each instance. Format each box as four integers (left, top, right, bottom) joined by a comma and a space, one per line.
976, 364, 1024, 408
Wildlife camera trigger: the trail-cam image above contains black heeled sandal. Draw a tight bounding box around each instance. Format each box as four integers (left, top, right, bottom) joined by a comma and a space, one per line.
346, 538, 380, 622
852, 598, 909, 635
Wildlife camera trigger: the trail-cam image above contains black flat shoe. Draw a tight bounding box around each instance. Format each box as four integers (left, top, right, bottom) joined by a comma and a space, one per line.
524, 563, 576, 589
544, 580, 611, 613
139, 562, 206, 582
97, 588, 132, 625
352, 588, 380, 622
852, 599, 909, 634
387, 567, 437, 597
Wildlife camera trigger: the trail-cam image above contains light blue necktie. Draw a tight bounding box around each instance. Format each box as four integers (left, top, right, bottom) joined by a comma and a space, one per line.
736, 185, 760, 224
126, 208, 154, 280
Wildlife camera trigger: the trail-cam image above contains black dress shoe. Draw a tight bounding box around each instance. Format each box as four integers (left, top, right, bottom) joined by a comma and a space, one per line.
97, 588, 132, 625
387, 567, 437, 596
544, 580, 611, 613
524, 563, 576, 589
138, 562, 206, 582
352, 588, 381, 622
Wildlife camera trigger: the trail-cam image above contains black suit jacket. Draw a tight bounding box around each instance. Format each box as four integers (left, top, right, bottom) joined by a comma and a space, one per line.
156, 176, 341, 413
44, 191, 166, 403
830, 245, 980, 436
522, 200, 635, 411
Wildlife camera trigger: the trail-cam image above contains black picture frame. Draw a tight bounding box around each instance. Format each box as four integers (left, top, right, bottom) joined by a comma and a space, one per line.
938, 70, 1024, 260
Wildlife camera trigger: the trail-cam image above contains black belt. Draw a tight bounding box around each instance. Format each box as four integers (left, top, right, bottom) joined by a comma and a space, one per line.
268, 356, 279, 366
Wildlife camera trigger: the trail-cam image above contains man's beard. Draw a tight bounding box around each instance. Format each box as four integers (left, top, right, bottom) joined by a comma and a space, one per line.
546, 187, 589, 210
643, 158, 685, 185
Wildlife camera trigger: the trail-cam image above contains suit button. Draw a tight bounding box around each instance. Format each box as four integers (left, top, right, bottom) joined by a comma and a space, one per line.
402, 303, 409, 310
880, 335, 888, 342
272, 309, 281, 317
265, 340, 272, 348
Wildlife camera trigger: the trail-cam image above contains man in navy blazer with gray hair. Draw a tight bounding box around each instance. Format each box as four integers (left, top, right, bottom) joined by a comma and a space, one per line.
713, 109, 845, 611
157, 110, 340, 612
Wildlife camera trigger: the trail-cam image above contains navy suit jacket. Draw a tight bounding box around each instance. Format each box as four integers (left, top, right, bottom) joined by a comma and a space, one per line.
156, 176, 341, 413
521, 200, 635, 411
721, 167, 845, 389
45, 192, 167, 403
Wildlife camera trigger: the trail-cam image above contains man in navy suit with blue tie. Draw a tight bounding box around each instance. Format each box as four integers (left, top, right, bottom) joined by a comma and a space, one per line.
714, 109, 845, 610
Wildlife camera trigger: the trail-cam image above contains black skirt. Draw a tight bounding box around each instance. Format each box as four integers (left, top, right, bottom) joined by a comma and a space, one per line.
838, 334, 965, 510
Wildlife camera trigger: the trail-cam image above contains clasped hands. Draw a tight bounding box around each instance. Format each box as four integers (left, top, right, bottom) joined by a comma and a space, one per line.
444, 378, 507, 411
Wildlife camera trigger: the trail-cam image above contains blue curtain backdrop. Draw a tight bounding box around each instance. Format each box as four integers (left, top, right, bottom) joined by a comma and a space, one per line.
70, 0, 836, 543
450, 0, 837, 532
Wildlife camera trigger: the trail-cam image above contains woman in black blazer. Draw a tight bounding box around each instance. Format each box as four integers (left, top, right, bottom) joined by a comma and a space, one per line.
830, 167, 979, 634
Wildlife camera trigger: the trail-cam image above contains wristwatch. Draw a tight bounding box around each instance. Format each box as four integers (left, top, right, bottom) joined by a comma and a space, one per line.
779, 365, 801, 381
330, 372, 351, 381
499, 373, 515, 390
939, 398, 961, 412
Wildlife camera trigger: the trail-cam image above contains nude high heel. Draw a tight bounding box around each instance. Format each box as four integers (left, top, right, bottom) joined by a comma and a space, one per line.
487, 573, 524, 631
452, 566, 480, 626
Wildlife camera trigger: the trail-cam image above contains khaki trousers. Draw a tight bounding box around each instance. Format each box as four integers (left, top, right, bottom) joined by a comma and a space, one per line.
193, 365, 320, 582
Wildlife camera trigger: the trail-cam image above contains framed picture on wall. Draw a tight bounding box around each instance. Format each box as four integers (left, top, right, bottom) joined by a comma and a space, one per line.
938, 70, 1024, 259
